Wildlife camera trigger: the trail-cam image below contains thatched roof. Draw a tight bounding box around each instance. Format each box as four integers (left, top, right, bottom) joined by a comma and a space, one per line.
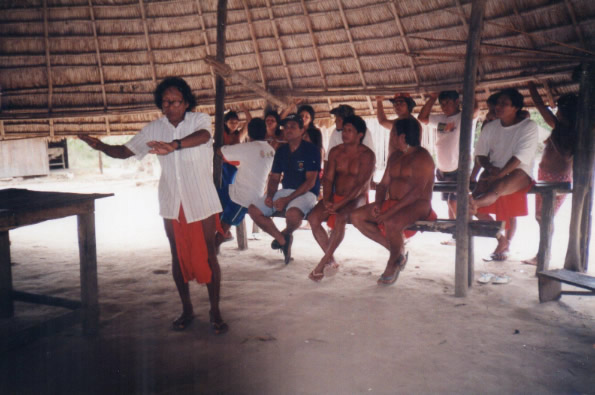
1, 0, 593, 139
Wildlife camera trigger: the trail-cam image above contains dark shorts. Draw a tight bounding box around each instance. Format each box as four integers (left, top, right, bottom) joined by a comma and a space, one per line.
436, 169, 458, 201
220, 199, 248, 226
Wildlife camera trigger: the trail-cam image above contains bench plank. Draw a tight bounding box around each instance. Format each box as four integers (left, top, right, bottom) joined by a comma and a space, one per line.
537, 269, 595, 302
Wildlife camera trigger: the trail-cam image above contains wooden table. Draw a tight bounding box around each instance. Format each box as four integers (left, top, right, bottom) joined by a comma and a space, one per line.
0, 188, 112, 336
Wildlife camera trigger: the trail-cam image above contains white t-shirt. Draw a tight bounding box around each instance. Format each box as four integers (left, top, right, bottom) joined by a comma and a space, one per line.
474, 118, 539, 177
220, 140, 276, 207
428, 112, 477, 172
325, 128, 375, 160
125, 112, 222, 223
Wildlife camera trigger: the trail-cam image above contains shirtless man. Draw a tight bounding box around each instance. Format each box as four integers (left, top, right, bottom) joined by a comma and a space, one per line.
351, 118, 435, 285
307, 115, 376, 282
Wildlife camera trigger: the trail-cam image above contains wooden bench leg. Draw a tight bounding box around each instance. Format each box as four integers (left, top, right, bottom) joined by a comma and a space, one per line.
538, 275, 562, 302
536, 191, 555, 274
0, 231, 14, 318
468, 234, 474, 288
236, 219, 248, 250
78, 211, 99, 335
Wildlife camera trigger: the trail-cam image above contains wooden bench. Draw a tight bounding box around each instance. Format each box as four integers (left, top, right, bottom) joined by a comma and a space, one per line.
537, 269, 595, 302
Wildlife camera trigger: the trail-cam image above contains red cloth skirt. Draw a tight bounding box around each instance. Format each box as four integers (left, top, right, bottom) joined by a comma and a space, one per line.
172, 205, 212, 284
477, 182, 533, 229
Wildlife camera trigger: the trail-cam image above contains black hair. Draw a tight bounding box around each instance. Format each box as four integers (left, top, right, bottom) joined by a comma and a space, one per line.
154, 77, 197, 111
394, 118, 421, 147
264, 109, 282, 137
305, 127, 323, 149
487, 93, 499, 106
439, 90, 459, 102
552, 93, 579, 155
223, 110, 240, 134
342, 115, 367, 142
497, 88, 524, 110
247, 118, 267, 141
404, 97, 416, 113
297, 104, 315, 126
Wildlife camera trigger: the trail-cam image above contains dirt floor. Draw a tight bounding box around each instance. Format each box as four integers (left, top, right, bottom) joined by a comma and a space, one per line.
1, 169, 594, 394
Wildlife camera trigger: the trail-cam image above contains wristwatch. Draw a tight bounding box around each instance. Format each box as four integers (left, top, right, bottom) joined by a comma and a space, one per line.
173, 139, 182, 150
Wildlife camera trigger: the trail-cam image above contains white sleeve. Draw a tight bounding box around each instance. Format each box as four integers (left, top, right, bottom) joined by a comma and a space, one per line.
125, 127, 152, 160
191, 112, 212, 137
512, 121, 539, 167
474, 125, 491, 158
220, 143, 245, 163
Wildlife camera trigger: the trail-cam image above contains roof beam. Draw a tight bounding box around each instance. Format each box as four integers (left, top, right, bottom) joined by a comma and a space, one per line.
137, 0, 157, 84
388, 1, 420, 86
300, 0, 328, 91
264, 0, 293, 90
42, 0, 53, 112
564, 0, 586, 49
88, 0, 107, 110
195, 0, 217, 92
241, 0, 267, 89
335, 0, 373, 113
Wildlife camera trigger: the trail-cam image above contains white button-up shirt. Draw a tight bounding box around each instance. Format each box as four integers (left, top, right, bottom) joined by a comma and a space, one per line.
126, 112, 222, 223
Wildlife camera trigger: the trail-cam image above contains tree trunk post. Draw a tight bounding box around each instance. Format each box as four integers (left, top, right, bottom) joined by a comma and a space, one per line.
213, 0, 228, 188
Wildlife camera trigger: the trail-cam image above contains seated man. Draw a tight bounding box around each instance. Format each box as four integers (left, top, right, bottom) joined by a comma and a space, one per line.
351, 118, 435, 286
307, 115, 376, 282
215, 118, 276, 250
248, 114, 321, 264
470, 88, 539, 261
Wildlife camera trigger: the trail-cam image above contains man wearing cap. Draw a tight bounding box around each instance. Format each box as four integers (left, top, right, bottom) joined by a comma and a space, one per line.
418, 91, 478, 245
326, 104, 375, 168
248, 114, 321, 264
376, 93, 421, 157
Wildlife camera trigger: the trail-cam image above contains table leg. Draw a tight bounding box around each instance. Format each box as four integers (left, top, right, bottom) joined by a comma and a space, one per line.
536, 191, 555, 275
0, 231, 14, 318
78, 210, 99, 335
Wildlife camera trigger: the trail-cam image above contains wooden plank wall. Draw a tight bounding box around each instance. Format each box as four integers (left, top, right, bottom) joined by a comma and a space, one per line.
0, 138, 49, 178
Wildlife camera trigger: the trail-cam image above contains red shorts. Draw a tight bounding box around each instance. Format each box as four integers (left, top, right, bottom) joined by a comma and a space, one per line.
477, 182, 533, 228
378, 200, 437, 239
326, 195, 346, 230
172, 206, 212, 284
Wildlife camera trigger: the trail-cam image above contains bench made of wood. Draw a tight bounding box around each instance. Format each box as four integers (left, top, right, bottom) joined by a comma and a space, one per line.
537, 269, 595, 302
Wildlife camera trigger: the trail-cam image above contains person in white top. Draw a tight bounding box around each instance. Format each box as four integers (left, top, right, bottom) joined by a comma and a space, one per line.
325, 104, 375, 165
78, 77, 227, 334
470, 88, 539, 261
216, 118, 276, 248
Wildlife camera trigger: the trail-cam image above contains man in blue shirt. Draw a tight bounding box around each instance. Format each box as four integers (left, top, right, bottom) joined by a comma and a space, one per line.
248, 114, 321, 264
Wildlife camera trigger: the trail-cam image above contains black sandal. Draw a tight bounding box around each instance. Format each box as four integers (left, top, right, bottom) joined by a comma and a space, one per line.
209, 311, 229, 335
172, 313, 194, 331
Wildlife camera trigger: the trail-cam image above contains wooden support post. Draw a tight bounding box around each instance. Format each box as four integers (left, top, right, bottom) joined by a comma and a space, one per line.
454, 0, 486, 297
467, 233, 474, 288
78, 210, 99, 335
580, 184, 593, 271
0, 231, 13, 318
236, 219, 248, 250
98, 151, 103, 175
565, 63, 595, 272
536, 191, 555, 274
213, 0, 228, 189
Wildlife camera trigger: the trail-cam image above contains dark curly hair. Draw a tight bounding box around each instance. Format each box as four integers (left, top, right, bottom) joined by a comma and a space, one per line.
154, 77, 197, 112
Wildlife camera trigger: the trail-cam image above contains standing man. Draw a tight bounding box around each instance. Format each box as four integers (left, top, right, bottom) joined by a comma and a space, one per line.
307, 115, 376, 281
376, 93, 421, 157
418, 91, 478, 245
351, 118, 435, 286
248, 114, 321, 264
326, 105, 375, 168
78, 77, 227, 334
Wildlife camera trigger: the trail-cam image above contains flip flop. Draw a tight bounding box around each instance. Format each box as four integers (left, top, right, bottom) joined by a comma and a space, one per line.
440, 238, 456, 246
209, 311, 229, 335
492, 275, 510, 284
377, 252, 408, 286
308, 270, 324, 282
482, 251, 509, 262
477, 272, 495, 284
172, 313, 194, 331
323, 262, 339, 277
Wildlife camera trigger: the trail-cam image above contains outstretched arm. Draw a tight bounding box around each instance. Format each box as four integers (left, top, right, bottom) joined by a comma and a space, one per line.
417, 93, 438, 125
279, 98, 302, 119
375, 96, 394, 130
146, 129, 211, 155
527, 82, 557, 128
78, 135, 134, 159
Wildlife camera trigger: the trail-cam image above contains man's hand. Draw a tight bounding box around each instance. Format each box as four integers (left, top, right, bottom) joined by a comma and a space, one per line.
375, 95, 385, 102
264, 196, 274, 208
323, 199, 338, 215
273, 196, 290, 212
147, 140, 176, 155
428, 92, 439, 100
372, 203, 382, 219
78, 135, 103, 150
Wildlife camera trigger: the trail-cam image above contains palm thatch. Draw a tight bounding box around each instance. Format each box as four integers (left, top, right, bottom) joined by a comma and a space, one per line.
0, 0, 593, 139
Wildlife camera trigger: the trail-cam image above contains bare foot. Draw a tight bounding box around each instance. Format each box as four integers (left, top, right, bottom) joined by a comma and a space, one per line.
522, 256, 537, 266
308, 268, 324, 282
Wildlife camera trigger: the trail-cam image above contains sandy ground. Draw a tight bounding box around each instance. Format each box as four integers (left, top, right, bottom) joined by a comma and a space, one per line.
0, 169, 594, 394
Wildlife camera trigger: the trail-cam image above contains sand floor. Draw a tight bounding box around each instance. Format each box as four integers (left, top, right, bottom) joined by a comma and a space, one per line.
0, 169, 593, 394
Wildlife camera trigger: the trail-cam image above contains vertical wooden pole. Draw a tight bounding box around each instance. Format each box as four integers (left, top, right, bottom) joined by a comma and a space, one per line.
98, 151, 103, 174
213, 0, 228, 188
580, 185, 593, 271
0, 231, 14, 318
536, 191, 555, 274
78, 208, 99, 335
564, 63, 595, 272
454, 0, 486, 297
236, 219, 248, 250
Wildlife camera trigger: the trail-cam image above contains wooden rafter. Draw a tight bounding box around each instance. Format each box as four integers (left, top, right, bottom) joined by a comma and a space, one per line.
88, 0, 107, 110
264, 0, 294, 90
335, 0, 373, 113
388, 1, 420, 86
241, 0, 267, 89
138, 0, 157, 84
300, 0, 328, 91
42, 0, 53, 112
195, 0, 217, 92
564, 0, 586, 49
105, 117, 111, 136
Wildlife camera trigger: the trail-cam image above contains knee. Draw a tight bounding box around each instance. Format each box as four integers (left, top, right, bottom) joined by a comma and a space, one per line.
307, 210, 322, 227
286, 208, 304, 224
334, 213, 348, 227
350, 210, 364, 228
248, 204, 261, 218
